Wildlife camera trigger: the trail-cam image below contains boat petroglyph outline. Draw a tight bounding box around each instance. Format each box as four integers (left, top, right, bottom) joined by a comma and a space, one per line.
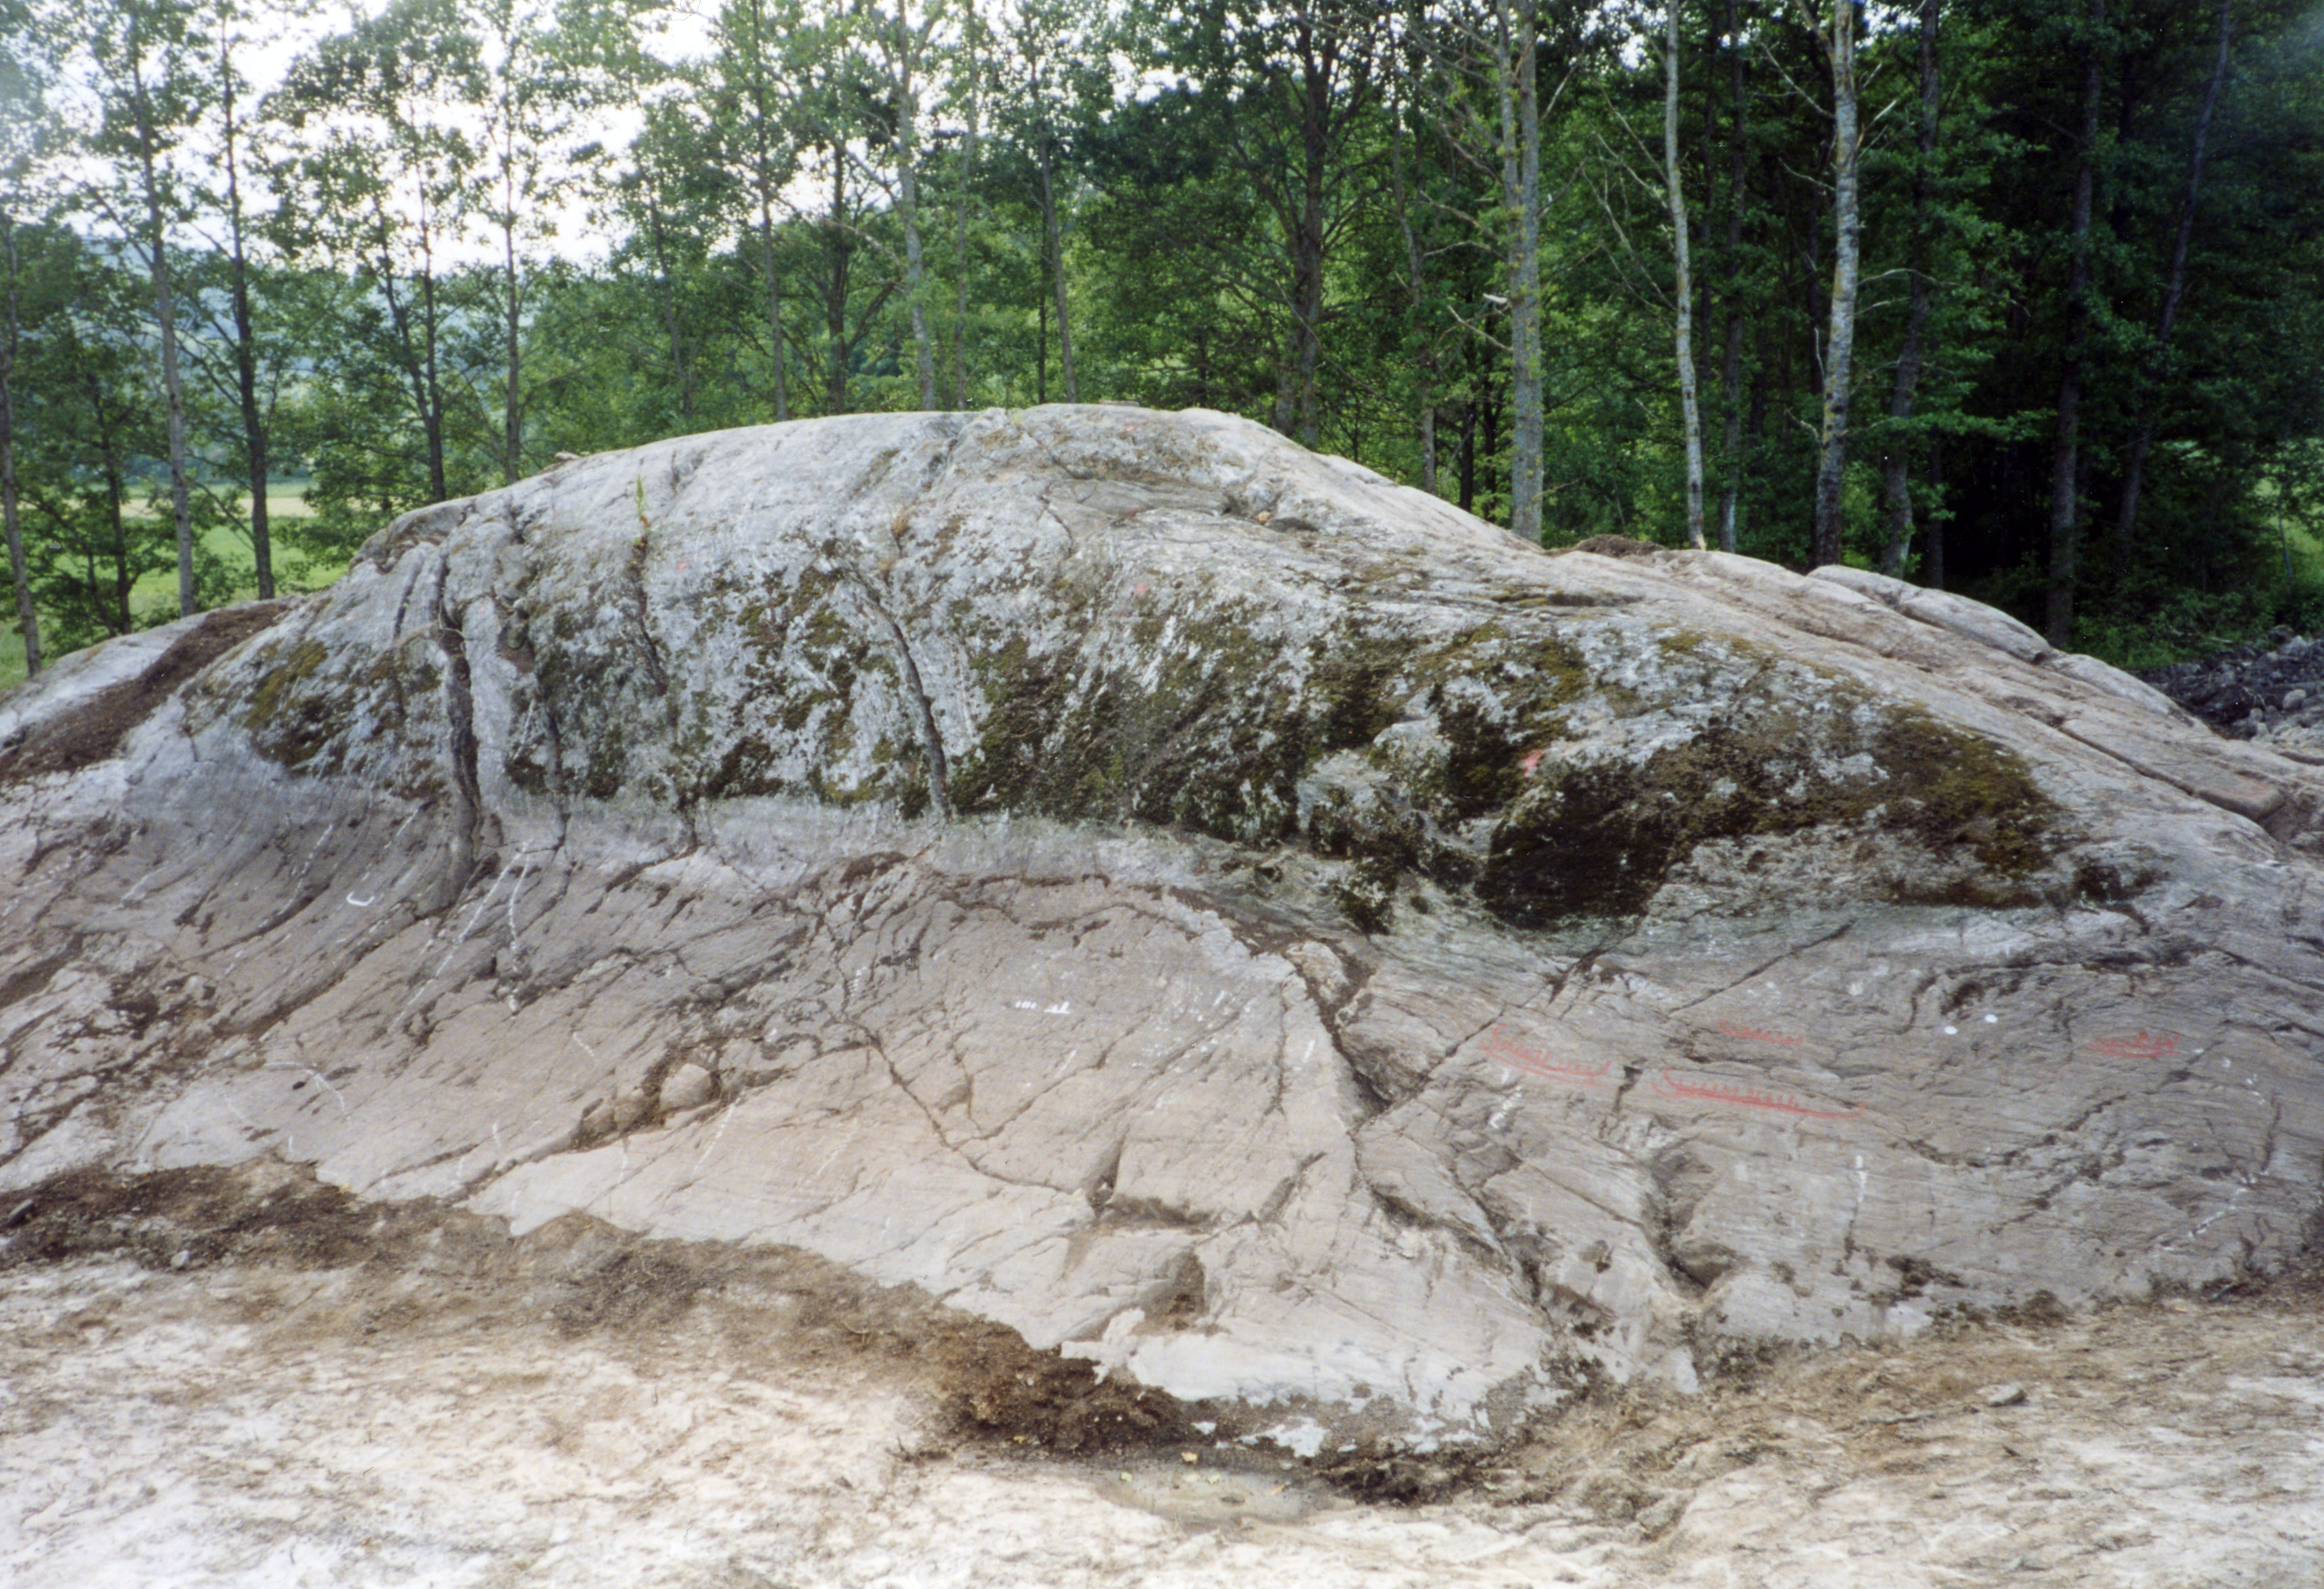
2088, 1030, 2183, 1059
1480, 1025, 1611, 1086
1715, 1019, 1803, 1046
1650, 1067, 1861, 1121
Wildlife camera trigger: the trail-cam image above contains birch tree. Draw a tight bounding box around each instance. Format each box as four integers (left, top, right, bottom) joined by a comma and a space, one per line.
1495, 0, 1543, 539
1664, 0, 1705, 548
861, 0, 939, 409
940, 0, 985, 409
1384, 13, 1456, 495
1876, 0, 1937, 577
0, 214, 30, 672
1804, 0, 1860, 570
1713, 0, 1748, 553
1416, 0, 1567, 538
196, 0, 284, 596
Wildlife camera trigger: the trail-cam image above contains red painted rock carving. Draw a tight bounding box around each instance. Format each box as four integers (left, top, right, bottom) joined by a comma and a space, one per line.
1650, 1068, 1861, 1121
1482, 1026, 1611, 1086
1715, 1019, 1804, 1046
2088, 1030, 2183, 1059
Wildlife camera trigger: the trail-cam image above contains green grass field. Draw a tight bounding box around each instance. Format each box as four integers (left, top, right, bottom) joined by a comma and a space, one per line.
1, 488, 345, 693
121, 490, 336, 613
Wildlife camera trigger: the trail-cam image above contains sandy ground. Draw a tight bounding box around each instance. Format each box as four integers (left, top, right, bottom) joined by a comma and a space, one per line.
2, 1172, 2321, 1589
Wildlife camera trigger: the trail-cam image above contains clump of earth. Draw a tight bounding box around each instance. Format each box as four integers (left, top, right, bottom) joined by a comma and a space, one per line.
2142, 628, 2324, 756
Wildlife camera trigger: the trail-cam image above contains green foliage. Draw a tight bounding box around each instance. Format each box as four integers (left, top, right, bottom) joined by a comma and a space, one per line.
5, 0, 2322, 678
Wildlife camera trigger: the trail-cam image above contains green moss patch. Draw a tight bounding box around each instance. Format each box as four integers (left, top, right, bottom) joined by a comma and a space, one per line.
1477, 701, 2065, 928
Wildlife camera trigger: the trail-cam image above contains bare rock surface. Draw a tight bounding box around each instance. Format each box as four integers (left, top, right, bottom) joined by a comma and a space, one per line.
3, 405, 2323, 1453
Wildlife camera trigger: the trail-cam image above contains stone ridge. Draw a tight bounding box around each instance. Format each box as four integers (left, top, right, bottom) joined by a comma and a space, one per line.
1, 405, 2321, 1453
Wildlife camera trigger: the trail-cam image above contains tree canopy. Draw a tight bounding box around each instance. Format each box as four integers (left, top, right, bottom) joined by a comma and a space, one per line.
5, 0, 2322, 677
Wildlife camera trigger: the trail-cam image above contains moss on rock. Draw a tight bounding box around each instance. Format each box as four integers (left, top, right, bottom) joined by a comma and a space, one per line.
1477, 696, 2063, 928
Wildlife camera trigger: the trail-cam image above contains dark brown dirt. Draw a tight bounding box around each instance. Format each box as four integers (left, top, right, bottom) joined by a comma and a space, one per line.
20, 1159, 2308, 1524
2140, 629, 2324, 736
0, 603, 286, 784
0, 1159, 1214, 1461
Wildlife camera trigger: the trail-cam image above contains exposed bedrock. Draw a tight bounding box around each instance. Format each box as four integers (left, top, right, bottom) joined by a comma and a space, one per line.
3, 406, 2321, 1449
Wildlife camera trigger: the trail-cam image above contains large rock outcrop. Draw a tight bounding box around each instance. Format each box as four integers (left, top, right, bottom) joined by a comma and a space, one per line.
3, 406, 2321, 1449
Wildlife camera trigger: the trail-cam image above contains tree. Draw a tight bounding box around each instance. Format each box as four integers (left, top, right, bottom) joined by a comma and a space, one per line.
1163, 0, 1384, 446
274, 0, 488, 506
2042, 0, 2104, 645
861, 0, 940, 409
710, 0, 805, 420
8, 228, 193, 647
190, 0, 288, 598
0, 213, 32, 673
1876, 0, 1938, 576
1, 3, 50, 672
991, 0, 1109, 405
72, 0, 207, 615
2106, 0, 2232, 594
1804, 0, 1861, 570
1497, 0, 1544, 540
472, 0, 577, 482
1664, 0, 1706, 547
1712, 0, 1750, 553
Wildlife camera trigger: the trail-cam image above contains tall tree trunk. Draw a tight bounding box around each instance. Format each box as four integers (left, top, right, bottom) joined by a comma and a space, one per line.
1716, 0, 1748, 553
1388, 59, 1437, 495
1666, 0, 1707, 549
87, 374, 133, 633
645, 188, 694, 421
895, 0, 936, 410
218, 30, 273, 599
2108, 0, 2231, 590
376, 244, 436, 501
1457, 396, 1477, 512
744, 0, 788, 421
825, 151, 853, 413
501, 168, 522, 484
129, 52, 198, 615
760, 185, 789, 421
1500, 0, 1543, 543
1809, 0, 1861, 570
412, 191, 449, 503
1038, 137, 1076, 403
1292, 46, 1330, 449
1, 217, 34, 677
1878, 0, 1938, 577
2046, 0, 2106, 647
951, 51, 980, 411
1925, 432, 1946, 588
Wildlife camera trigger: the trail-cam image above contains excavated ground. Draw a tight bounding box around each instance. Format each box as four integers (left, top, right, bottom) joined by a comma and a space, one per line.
2142, 628, 2324, 757
3, 1161, 2319, 1588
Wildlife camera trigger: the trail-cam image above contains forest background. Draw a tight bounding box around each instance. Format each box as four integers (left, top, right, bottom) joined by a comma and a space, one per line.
3, 0, 2322, 689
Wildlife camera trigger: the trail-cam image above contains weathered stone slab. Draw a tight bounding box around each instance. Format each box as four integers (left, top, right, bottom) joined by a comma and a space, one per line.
3, 405, 2320, 1448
